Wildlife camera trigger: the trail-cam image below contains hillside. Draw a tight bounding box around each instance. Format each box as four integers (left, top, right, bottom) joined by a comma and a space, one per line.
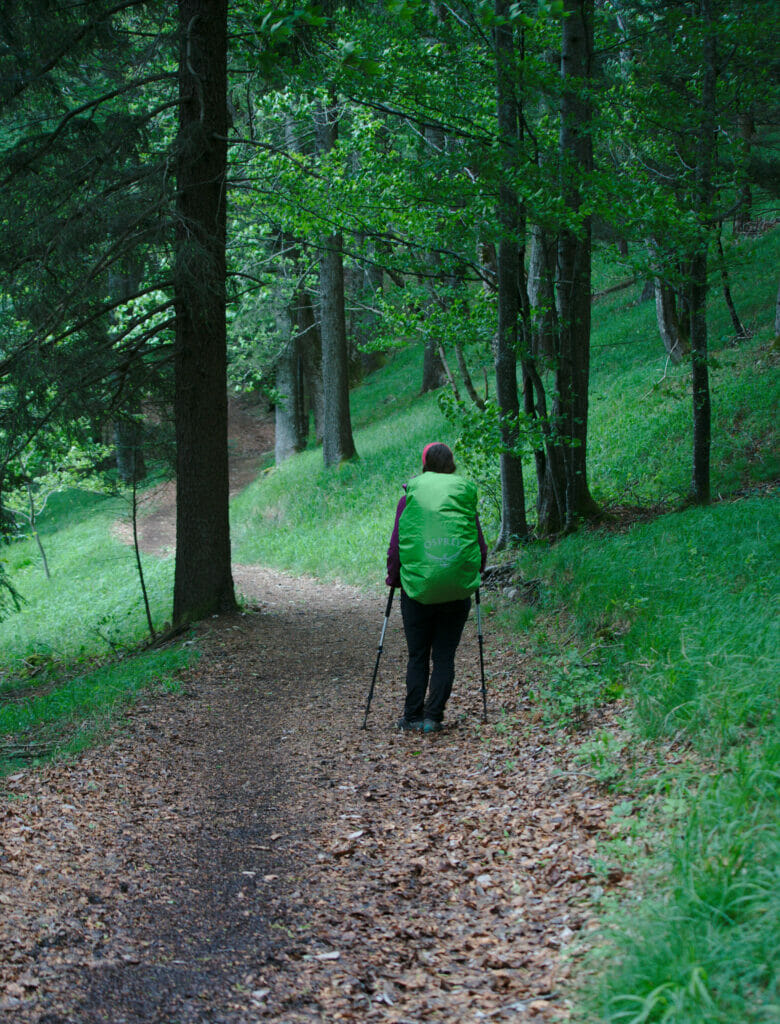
0, 226, 778, 1023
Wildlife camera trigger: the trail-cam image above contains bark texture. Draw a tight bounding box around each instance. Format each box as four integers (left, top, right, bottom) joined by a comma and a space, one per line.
274, 335, 307, 465
689, 0, 716, 505
172, 0, 236, 625
494, 0, 528, 547
316, 104, 357, 467
653, 277, 688, 364
295, 286, 325, 442
527, 225, 556, 363
537, 0, 599, 535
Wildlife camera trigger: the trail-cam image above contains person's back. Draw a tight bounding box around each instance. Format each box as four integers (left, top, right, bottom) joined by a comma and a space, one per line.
386, 442, 486, 733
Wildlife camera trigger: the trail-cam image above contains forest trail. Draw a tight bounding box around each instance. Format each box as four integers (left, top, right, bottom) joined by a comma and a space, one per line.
2, 415, 628, 1022
0, 566, 628, 1023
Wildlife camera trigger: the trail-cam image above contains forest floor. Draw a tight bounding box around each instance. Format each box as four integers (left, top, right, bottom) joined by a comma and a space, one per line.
0, 406, 633, 1023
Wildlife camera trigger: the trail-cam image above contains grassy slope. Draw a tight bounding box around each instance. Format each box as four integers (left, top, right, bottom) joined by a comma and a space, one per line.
0, 490, 175, 669
232, 227, 778, 583
0, 492, 182, 773
505, 230, 779, 1022
230, 343, 452, 584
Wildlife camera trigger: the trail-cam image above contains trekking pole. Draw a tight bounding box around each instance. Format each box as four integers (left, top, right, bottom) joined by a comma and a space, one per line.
361, 586, 395, 729
475, 587, 487, 723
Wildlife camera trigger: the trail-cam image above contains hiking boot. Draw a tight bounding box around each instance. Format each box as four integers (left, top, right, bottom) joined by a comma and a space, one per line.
396, 717, 423, 732
422, 719, 442, 734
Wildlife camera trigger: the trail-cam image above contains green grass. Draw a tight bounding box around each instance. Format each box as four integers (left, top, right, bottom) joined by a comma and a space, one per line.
0, 488, 187, 775
228, 228, 779, 1024
0, 489, 175, 672
586, 227, 780, 506
501, 495, 778, 1022
230, 345, 454, 585
591, 746, 779, 1023
510, 496, 779, 747
0, 646, 191, 776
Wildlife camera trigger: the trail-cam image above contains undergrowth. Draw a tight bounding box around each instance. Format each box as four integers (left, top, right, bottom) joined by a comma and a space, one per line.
0, 645, 192, 777
0, 490, 185, 775
0, 489, 174, 673
503, 494, 779, 1022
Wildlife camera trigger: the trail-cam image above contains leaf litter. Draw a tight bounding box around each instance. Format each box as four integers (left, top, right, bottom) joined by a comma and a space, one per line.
0, 567, 631, 1022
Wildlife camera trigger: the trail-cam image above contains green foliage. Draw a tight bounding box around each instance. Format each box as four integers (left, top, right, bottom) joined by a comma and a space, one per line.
3, 436, 113, 535
525, 644, 625, 729
0, 5, 777, 1013
439, 392, 504, 524
591, 748, 779, 1023
0, 2, 177, 502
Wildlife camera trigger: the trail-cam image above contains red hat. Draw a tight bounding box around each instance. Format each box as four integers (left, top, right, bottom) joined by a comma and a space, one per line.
422, 442, 446, 468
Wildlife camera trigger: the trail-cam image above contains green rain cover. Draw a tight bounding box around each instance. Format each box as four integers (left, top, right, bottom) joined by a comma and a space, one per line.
399, 472, 481, 604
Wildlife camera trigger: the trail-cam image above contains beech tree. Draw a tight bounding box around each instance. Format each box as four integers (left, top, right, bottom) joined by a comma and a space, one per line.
493, 0, 529, 545
547, 0, 599, 530
315, 101, 357, 467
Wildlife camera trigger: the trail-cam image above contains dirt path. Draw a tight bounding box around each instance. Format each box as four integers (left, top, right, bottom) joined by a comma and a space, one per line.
114, 396, 276, 556
0, 566, 626, 1023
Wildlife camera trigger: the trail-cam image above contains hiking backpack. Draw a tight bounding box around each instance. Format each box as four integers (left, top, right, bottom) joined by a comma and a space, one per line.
398, 472, 481, 604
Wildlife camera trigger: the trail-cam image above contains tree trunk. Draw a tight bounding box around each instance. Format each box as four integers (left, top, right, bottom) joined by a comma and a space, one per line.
716, 227, 748, 338
527, 224, 556, 363
421, 337, 447, 392
690, 0, 716, 506
296, 287, 325, 442
653, 278, 687, 363
494, 0, 528, 547
275, 279, 313, 464
539, 0, 599, 534
775, 279, 780, 337
358, 257, 386, 377
131, 474, 156, 640
689, 251, 711, 504
648, 240, 689, 362
26, 480, 51, 580
733, 110, 754, 235
420, 116, 448, 394
172, 0, 236, 626
280, 122, 323, 443
316, 103, 357, 467
274, 337, 307, 464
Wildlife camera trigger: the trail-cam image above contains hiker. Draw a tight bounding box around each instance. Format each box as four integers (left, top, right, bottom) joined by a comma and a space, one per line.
386, 442, 487, 733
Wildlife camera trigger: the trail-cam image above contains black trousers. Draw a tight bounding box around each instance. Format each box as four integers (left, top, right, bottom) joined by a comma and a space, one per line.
400, 591, 471, 723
